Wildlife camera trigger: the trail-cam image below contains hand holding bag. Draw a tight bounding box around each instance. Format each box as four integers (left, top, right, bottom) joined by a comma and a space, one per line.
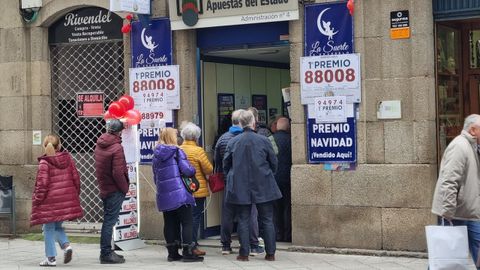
208, 167, 225, 193
425, 218, 471, 270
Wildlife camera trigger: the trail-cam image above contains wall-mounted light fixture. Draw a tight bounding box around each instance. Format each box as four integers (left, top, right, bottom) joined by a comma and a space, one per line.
19, 0, 42, 24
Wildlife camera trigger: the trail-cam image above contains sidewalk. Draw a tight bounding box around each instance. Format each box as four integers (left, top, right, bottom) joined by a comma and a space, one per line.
0, 237, 437, 269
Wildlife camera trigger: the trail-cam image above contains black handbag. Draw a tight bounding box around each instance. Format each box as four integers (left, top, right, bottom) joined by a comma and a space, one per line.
175, 149, 200, 193
181, 175, 200, 194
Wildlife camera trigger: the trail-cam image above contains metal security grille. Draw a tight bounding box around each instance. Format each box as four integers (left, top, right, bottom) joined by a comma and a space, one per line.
50, 41, 124, 223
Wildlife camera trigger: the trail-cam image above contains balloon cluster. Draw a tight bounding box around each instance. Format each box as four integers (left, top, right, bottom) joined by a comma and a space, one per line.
347, 0, 354, 16
104, 95, 142, 125
121, 14, 134, 33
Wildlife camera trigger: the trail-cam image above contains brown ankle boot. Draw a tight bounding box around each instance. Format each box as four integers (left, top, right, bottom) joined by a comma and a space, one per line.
192, 248, 206, 256
182, 244, 204, 263
265, 254, 275, 261
236, 255, 249, 261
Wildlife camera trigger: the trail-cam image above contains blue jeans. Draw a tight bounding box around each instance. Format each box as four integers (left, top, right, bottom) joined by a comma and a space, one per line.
221, 192, 259, 248
234, 201, 276, 256
256, 201, 276, 255
100, 192, 125, 256
440, 218, 480, 268
234, 204, 252, 256
192, 197, 205, 246
43, 222, 69, 257
250, 205, 260, 247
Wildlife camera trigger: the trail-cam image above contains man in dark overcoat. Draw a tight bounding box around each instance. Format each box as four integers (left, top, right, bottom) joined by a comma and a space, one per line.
272, 117, 292, 242
223, 110, 282, 262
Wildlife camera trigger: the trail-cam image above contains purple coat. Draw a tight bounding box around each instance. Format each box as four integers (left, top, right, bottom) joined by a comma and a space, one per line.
152, 145, 196, 212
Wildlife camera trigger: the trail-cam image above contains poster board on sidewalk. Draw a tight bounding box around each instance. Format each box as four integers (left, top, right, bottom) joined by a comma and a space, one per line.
113, 126, 145, 251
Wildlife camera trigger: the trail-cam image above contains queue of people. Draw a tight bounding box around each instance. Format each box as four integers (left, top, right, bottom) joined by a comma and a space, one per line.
29, 110, 292, 266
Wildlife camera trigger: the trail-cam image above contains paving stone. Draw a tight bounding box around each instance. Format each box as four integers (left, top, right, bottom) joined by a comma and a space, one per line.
0, 237, 429, 269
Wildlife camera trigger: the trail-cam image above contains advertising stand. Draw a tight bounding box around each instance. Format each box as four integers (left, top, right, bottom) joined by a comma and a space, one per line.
113, 124, 146, 251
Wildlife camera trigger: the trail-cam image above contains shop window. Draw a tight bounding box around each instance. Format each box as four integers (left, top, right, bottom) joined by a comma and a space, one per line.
470, 30, 480, 68
437, 25, 462, 154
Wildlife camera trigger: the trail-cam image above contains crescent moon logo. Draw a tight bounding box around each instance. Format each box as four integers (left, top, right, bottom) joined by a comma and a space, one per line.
317, 8, 339, 40
141, 28, 158, 53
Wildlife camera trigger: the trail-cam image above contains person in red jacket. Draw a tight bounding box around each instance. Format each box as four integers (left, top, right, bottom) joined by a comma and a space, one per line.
30, 134, 83, 267
94, 119, 129, 264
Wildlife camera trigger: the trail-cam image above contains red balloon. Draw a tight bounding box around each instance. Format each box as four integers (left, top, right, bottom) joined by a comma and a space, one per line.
108, 101, 126, 118
104, 111, 114, 120
118, 95, 135, 111
121, 24, 131, 33
125, 109, 142, 125
347, 0, 354, 15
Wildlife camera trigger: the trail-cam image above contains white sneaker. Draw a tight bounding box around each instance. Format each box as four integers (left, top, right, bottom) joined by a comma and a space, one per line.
39, 258, 56, 267
221, 246, 232, 255
64, 246, 73, 264
258, 237, 265, 248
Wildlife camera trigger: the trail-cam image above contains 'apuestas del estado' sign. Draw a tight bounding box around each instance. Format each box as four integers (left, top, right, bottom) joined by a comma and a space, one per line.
168, 0, 299, 30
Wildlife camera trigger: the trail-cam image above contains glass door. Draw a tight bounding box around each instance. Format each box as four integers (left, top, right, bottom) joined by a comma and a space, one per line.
437, 24, 462, 156
466, 27, 480, 115
436, 22, 480, 159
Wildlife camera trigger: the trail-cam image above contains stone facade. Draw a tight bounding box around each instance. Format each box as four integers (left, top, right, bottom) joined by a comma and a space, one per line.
289, 0, 436, 252
0, 0, 437, 252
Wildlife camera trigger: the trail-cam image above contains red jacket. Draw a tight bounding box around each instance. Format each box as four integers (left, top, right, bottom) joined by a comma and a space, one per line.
94, 133, 129, 199
30, 151, 83, 226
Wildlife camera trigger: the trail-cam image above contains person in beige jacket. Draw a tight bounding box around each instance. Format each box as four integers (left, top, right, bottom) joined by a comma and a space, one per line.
432, 114, 480, 268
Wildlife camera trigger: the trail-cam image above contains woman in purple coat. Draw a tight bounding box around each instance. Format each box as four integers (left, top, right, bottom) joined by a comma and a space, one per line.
152, 127, 203, 263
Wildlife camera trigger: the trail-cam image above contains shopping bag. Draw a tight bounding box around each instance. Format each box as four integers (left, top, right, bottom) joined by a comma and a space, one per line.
425, 222, 471, 270
208, 171, 225, 193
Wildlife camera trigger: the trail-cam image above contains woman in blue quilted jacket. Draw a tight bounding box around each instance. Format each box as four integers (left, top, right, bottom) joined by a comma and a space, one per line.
152, 127, 203, 263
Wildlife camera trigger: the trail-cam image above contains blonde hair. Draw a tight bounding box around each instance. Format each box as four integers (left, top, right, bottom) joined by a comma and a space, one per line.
43, 134, 61, 156
159, 128, 178, 146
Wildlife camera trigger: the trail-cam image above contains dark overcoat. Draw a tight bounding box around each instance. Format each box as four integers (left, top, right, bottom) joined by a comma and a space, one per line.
272, 130, 292, 188
223, 128, 282, 205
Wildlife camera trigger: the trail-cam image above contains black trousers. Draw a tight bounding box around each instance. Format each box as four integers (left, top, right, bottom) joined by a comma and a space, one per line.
275, 185, 292, 242
163, 205, 193, 245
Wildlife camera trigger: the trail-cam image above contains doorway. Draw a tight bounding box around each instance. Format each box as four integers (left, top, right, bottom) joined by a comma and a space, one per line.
436, 20, 480, 157
196, 22, 291, 239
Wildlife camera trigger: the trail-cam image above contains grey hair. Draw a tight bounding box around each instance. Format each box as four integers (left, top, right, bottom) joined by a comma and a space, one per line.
463, 114, 480, 131
180, 122, 202, 141
231, 109, 244, 125
238, 110, 255, 129
247, 107, 259, 121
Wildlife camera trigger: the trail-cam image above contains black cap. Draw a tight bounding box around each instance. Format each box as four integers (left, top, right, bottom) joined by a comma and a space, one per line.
107, 119, 124, 134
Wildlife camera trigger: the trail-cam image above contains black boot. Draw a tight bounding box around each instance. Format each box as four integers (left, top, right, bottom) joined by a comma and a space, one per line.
166, 242, 183, 262
181, 244, 204, 262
